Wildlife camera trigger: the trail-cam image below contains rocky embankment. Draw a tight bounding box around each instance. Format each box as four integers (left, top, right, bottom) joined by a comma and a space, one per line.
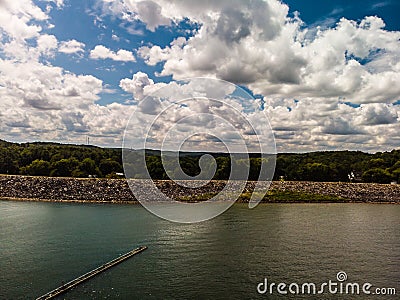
0, 175, 399, 203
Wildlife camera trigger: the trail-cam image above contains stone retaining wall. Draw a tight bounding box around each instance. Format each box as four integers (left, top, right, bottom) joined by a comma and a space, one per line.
0, 175, 399, 203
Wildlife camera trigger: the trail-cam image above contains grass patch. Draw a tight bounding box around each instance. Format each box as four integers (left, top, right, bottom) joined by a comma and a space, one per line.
176, 190, 349, 203
176, 193, 218, 202
239, 190, 348, 203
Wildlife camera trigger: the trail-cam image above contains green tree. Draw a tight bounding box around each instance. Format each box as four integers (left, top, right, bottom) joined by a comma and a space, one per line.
20, 148, 34, 166
50, 153, 64, 163
214, 157, 230, 180
179, 156, 201, 177
79, 158, 101, 177
24, 159, 51, 176
390, 168, 400, 182
0, 148, 19, 174
249, 158, 262, 181
99, 158, 122, 177
362, 168, 393, 184
50, 157, 80, 177
367, 158, 387, 169
299, 163, 333, 182
145, 156, 165, 179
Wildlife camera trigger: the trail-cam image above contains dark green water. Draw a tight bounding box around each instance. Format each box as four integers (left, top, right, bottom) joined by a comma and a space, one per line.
0, 201, 399, 299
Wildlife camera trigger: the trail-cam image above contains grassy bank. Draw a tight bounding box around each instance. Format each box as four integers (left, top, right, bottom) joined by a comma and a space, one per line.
177, 190, 350, 203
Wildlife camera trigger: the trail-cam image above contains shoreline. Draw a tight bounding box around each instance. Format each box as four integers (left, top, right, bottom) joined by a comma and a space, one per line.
0, 196, 139, 205
1, 175, 399, 204
1, 196, 398, 205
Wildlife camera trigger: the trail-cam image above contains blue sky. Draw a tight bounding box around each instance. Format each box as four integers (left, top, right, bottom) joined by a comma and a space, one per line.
285, 0, 400, 30
0, 0, 399, 151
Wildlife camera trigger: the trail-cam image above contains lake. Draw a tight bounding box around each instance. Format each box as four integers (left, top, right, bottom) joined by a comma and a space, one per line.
0, 201, 399, 299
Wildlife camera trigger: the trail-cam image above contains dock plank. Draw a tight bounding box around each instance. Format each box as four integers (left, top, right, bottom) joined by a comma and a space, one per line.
36, 246, 147, 300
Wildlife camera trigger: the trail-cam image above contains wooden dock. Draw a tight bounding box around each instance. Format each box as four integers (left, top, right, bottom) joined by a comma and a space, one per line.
36, 246, 147, 300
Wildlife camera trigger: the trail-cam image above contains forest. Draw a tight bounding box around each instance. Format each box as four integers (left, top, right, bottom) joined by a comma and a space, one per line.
0, 139, 399, 183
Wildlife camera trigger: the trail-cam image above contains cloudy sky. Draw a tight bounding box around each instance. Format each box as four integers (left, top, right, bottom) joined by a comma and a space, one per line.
0, 0, 399, 152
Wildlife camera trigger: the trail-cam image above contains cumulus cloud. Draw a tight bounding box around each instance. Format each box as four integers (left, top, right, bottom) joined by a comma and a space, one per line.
106, 0, 400, 105
37, 34, 58, 57
134, 0, 170, 31
119, 71, 154, 100
0, 0, 135, 146
101, 0, 400, 151
58, 39, 85, 54
355, 103, 399, 126
263, 99, 400, 152
0, 0, 47, 40
89, 45, 136, 61
120, 77, 270, 152
120, 72, 237, 103
0, 51, 133, 145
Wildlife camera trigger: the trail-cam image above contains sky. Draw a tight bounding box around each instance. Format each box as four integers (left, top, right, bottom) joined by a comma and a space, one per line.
0, 0, 399, 153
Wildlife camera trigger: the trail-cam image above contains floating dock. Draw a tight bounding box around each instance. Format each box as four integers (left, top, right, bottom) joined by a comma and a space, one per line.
36, 246, 147, 300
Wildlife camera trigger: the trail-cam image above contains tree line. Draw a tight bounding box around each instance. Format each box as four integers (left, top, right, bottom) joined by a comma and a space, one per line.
0, 140, 399, 183
0, 140, 122, 178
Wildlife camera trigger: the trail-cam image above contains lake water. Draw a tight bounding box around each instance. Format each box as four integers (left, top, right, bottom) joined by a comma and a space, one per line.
0, 201, 399, 299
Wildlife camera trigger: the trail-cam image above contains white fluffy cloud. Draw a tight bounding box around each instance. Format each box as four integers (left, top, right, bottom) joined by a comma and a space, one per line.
121, 76, 270, 153
355, 103, 399, 126
104, 1, 400, 104
134, 0, 170, 31
0, 0, 47, 40
37, 34, 58, 57
109, 0, 400, 151
58, 39, 85, 54
264, 98, 400, 152
90, 45, 136, 62
119, 71, 154, 100
136, 11, 400, 105
0, 0, 134, 146
0, 51, 132, 144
